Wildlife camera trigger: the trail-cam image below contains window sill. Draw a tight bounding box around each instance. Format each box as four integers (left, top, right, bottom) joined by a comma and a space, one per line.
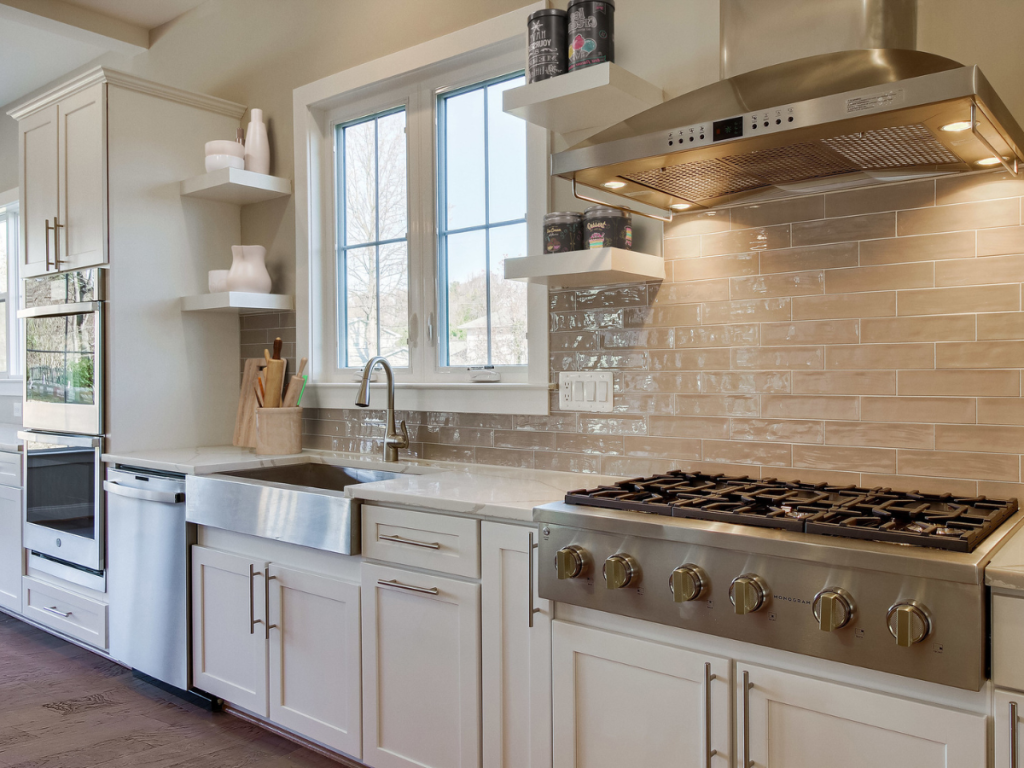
307, 381, 550, 415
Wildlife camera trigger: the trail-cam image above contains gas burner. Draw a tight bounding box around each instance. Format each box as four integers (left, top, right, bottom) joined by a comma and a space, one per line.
565, 471, 1019, 552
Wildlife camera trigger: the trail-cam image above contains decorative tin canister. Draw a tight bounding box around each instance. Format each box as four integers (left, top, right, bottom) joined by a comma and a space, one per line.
543, 212, 584, 253
527, 9, 568, 83
583, 206, 632, 250
567, 0, 615, 72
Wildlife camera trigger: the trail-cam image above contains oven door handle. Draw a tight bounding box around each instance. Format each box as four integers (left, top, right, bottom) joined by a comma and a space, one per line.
18, 431, 102, 448
103, 481, 184, 505
18, 301, 102, 319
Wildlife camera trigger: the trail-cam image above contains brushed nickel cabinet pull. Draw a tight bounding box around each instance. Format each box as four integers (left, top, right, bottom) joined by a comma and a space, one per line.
377, 579, 438, 595
265, 572, 278, 639
1012, 700, 1019, 768
528, 531, 540, 629
41, 605, 71, 618
249, 564, 264, 634
379, 533, 440, 550
742, 670, 752, 768
704, 662, 718, 767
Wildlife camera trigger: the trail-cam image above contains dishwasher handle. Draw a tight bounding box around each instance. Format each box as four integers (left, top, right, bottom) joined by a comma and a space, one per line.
104, 480, 184, 505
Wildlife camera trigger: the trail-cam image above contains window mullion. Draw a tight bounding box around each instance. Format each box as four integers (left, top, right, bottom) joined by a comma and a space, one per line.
482, 84, 492, 366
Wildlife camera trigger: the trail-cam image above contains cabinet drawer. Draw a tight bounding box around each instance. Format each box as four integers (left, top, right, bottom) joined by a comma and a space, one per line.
994, 594, 1024, 691
23, 575, 107, 649
362, 505, 479, 578
0, 451, 22, 488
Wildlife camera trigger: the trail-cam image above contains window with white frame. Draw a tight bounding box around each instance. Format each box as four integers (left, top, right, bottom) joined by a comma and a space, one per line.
0, 198, 21, 378
317, 35, 548, 409
437, 73, 528, 369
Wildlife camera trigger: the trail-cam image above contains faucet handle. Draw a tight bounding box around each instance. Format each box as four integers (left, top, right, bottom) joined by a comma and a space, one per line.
398, 420, 410, 448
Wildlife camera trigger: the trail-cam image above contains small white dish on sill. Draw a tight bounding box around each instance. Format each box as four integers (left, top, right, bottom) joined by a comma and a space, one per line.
205, 154, 245, 173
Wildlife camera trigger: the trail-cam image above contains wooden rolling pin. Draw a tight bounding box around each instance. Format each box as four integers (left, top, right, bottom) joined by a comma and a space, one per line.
263, 338, 287, 408
282, 357, 308, 407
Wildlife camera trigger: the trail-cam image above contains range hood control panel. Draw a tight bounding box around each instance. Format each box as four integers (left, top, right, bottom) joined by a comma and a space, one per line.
666, 105, 798, 149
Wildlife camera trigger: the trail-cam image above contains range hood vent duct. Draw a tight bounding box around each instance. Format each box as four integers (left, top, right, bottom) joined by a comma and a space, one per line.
552, 0, 1024, 215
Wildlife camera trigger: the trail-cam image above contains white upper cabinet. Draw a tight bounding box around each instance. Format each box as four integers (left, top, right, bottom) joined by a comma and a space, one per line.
18, 82, 107, 276
738, 662, 986, 768
19, 104, 59, 277
57, 83, 107, 273
481, 522, 552, 768
552, 620, 731, 768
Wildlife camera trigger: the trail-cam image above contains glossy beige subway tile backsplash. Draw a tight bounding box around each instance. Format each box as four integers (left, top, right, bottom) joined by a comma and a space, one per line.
266, 171, 1024, 491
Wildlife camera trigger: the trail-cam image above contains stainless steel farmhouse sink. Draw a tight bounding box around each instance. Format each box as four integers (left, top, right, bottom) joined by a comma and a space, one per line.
185, 463, 406, 555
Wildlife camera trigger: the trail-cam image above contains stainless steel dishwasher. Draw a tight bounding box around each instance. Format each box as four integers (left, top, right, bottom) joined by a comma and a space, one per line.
105, 467, 196, 697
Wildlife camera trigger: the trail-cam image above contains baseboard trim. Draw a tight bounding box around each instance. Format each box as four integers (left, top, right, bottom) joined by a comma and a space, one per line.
222, 704, 365, 767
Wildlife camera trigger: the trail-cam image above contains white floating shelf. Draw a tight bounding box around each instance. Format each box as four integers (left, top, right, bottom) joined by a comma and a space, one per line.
502, 62, 663, 136
503, 247, 664, 289
181, 292, 294, 314
180, 167, 292, 205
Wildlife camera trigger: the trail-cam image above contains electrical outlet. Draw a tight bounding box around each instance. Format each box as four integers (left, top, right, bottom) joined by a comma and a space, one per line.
12, 401, 21, 419
559, 372, 613, 413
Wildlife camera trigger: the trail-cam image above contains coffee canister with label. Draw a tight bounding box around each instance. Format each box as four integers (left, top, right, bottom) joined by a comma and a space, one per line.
527, 9, 568, 83
583, 206, 632, 250
567, 0, 614, 72
543, 212, 583, 253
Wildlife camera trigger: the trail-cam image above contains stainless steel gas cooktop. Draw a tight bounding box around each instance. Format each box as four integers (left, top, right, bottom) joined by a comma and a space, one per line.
536, 473, 1024, 691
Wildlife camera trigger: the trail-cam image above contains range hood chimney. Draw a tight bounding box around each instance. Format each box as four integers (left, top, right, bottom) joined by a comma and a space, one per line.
552, 0, 1024, 216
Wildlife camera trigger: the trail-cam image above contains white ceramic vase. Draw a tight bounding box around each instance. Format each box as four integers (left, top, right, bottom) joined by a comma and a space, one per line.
226, 245, 272, 294
244, 108, 270, 174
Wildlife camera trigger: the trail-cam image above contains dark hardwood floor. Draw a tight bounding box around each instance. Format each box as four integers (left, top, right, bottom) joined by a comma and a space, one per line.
0, 612, 344, 767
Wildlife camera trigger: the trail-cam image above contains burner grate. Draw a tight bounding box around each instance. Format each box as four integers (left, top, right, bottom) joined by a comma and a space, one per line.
565, 471, 1019, 552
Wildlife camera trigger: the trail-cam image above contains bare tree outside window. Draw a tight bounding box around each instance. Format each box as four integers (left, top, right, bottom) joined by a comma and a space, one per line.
439, 74, 528, 368
337, 109, 409, 368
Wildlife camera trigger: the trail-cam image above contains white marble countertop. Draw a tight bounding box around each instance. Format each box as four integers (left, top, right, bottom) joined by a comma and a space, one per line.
987, 522, 1024, 592
103, 444, 621, 523
0, 423, 22, 453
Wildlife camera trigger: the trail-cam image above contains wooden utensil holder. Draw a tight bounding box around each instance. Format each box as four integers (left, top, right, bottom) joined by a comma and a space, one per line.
255, 407, 303, 455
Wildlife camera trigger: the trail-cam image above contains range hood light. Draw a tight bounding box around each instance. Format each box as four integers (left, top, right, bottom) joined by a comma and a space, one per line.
603, 181, 626, 189
940, 120, 973, 132
670, 203, 692, 211
978, 156, 1006, 166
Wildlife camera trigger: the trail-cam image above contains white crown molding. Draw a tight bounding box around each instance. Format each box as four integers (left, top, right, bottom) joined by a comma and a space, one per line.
8, 66, 246, 121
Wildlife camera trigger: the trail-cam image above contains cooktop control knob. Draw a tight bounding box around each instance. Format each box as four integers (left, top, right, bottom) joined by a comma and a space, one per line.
603, 554, 640, 590
555, 546, 590, 580
812, 587, 855, 632
729, 574, 768, 615
669, 564, 706, 603
887, 600, 932, 647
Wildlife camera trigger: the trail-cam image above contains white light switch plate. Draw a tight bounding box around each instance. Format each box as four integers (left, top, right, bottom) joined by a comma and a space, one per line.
559, 371, 614, 412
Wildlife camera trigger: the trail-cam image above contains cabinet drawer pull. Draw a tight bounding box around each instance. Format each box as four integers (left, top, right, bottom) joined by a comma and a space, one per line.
377, 579, 439, 595
41, 605, 72, 618
379, 533, 440, 550
704, 662, 718, 767
1012, 700, 1019, 768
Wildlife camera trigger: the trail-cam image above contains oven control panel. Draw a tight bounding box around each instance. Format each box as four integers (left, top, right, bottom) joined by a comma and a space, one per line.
538, 524, 982, 691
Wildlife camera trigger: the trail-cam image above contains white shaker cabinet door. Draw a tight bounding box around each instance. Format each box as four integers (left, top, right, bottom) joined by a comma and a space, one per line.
552, 620, 731, 768
57, 82, 107, 272
996, 690, 1024, 768
19, 104, 58, 278
481, 522, 552, 768
268, 564, 361, 760
191, 545, 269, 716
0, 485, 21, 613
361, 561, 481, 768
738, 662, 986, 768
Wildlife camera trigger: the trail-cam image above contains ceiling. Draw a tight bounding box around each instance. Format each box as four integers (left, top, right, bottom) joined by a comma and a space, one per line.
60, 0, 207, 30
0, 17, 107, 108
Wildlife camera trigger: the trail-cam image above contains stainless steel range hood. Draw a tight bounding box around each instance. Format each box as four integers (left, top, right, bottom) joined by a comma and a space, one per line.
552, 0, 1024, 215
